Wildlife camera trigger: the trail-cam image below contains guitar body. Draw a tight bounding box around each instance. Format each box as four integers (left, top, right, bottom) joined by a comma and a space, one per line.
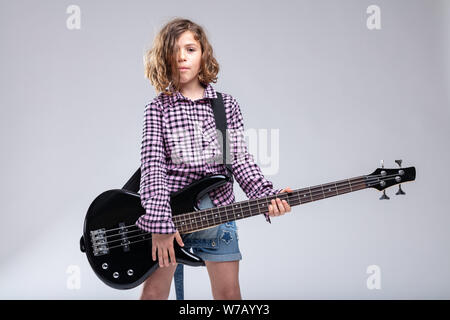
80, 173, 231, 289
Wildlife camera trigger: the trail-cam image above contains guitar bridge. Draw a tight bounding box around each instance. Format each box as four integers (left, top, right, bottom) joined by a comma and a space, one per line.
91, 228, 109, 256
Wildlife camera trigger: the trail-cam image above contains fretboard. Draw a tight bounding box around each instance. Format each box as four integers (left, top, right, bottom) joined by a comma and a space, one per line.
174, 175, 368, 234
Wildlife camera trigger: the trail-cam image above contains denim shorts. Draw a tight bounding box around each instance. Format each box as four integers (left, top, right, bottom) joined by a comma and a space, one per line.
180, 194, 242, 262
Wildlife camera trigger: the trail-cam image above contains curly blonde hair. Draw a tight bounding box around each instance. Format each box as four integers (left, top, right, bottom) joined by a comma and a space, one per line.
144, 18, 220, 96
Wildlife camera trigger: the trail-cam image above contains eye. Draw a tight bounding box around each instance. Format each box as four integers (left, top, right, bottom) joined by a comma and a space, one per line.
188, 48, 195, 52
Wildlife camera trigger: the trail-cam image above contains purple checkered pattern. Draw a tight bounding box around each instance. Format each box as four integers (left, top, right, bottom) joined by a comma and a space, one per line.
135, 82, 282, 234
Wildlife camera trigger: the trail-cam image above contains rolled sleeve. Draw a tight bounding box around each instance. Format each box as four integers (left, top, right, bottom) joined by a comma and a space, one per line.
135, 102, 176, 234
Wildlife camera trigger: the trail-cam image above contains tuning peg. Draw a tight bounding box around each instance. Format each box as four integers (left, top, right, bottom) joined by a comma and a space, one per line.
379, 190, 390, 200
380, 160, 384, 168
394, 159, 406, 195
396, 185, 406, 195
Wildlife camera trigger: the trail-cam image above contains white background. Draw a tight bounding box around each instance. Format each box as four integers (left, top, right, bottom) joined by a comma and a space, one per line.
0, 0, 449, 299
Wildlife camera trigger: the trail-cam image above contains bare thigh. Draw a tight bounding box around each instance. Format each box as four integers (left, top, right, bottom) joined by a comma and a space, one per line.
205, 260, 241, 300
140, 264, 178, 300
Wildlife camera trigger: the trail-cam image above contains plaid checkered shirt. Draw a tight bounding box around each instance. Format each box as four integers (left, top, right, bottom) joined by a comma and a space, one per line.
135, 82, 282, 234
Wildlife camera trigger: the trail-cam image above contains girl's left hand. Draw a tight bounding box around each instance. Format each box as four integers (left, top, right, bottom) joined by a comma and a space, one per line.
268, 187, 293, 217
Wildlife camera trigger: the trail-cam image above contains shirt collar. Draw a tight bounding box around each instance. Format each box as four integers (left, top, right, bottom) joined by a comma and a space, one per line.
169, 82, 217, 104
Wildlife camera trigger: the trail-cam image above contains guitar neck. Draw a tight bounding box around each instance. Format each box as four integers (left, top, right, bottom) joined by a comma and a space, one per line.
175, 175, 368, 234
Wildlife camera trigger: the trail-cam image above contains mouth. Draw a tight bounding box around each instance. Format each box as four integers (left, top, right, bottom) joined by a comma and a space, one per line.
179, 67, 190, 71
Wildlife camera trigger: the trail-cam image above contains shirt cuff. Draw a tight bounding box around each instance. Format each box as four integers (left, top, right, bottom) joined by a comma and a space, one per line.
135, 215, 176, 234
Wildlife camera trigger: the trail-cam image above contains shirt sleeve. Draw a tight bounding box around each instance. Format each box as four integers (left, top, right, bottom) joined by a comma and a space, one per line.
135, 101, 176, 234
227, 96, 283, 224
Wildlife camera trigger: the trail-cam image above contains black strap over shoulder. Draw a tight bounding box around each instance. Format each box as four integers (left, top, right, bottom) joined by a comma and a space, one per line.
122, 90, 233, 192
210, 91, 234, 183
122, 167, 141, 193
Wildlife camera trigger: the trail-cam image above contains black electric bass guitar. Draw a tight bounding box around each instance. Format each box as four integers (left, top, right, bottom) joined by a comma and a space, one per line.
80, 160, 416, 289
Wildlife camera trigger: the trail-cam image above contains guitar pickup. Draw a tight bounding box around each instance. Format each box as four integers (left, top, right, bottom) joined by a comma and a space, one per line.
119, 223, 130, 252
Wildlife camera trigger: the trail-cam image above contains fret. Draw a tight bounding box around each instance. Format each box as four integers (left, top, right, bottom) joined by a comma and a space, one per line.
311, 187, 317, 201
200, 208, 209, 227
335, 182, 339, 195
229, 202, 235, 221
199, 211, 204, 229
298, 190, 308, 203
309, 187, 313, 202
197, 212, 203, 229
322, 182, 338, 197
217, 207, 222, 223
183, 214, 188, 230
262, 197, 269, 215
212, 207, 221, 224
320, 185, 325, 198
192, 212, 199, 231
255, 198, 261, 216
347, 179, 352, 192
234, 203, 243, 219
245, 199, 252, 218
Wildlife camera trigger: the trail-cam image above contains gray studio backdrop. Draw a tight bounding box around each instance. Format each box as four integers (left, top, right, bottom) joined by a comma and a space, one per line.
0, 0, 449, 299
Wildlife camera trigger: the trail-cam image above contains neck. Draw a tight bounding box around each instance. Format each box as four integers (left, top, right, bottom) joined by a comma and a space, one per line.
174, 174, 369, 234
179, 80, 205, 101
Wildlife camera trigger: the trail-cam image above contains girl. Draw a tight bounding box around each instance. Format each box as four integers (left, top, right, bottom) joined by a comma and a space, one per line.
136, 18, 292, 300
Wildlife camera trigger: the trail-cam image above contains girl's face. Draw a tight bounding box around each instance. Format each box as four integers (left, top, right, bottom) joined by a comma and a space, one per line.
175, 31, 202, 86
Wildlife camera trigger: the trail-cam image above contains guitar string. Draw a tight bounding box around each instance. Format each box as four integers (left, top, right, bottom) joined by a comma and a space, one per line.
99, 182, 365, 248
98, 179, 366, 244
97, 172, 389, 235
102, 173, 401, 252
96, 175, 369, 241
93, 172, 400, 243
92, 174, 402, 250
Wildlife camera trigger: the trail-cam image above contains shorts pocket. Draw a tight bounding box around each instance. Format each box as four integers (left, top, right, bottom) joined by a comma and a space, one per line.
184, 225, 220, 239
181, 225, 221, 249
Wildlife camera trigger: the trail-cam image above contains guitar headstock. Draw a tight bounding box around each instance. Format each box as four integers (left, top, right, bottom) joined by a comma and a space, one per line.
366, 160, 416, 199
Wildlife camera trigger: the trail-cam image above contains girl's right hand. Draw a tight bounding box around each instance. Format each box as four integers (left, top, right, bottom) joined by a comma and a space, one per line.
151, 231, 184, 267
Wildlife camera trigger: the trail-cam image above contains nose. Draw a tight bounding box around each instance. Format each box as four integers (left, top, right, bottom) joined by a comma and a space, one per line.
178, 48, 186, 61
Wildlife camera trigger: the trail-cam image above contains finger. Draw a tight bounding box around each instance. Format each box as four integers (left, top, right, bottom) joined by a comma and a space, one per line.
157, 247, 164, 267
282, 199, 291, 212
162, 247, 170, 267
268, 204, 273, 217
280, 187, 293, 194
271, 199, 279, 216
276, 198, 285, 214
169, 246, 176, 266
152, 243, 157, 261
175, 232, 184, 247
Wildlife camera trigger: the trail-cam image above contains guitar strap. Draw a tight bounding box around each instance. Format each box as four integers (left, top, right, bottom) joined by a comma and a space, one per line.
122, 91, 233, 192
122, 91, 233, 300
